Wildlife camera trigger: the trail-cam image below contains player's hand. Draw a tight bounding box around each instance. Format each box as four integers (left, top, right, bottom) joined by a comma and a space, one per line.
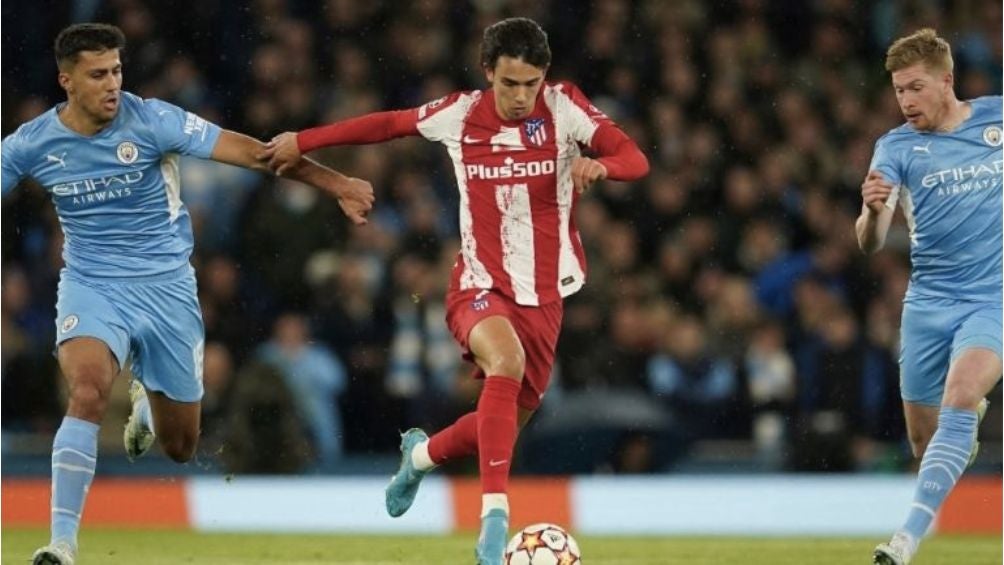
861, 170, 894, 214
263, 132, 303, 176
570, 157, 607, 194
331, 177, 375, 226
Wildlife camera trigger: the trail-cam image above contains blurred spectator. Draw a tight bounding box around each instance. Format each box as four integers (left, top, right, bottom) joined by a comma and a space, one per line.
648, 314, 743, 439
199, 342, 236, 455
221, 362, 313, 474
258, 313, 348, 465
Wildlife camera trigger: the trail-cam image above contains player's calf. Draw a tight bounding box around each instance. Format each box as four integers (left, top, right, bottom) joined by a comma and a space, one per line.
158, 431, 198, 463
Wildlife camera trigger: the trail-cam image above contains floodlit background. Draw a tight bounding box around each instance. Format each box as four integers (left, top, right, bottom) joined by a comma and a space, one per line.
1, 0, 1000, 551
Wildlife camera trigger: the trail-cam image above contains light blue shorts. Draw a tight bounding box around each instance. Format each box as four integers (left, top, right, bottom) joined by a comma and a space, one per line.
899, 296, 1002, 406
55, 265, 205, 402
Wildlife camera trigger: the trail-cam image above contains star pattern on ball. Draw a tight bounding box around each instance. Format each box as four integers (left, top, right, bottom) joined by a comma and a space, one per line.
516, 531, 544, 555
557, 548, 577, 565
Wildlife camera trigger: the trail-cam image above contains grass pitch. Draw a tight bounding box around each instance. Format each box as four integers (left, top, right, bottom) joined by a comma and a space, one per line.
2, 528, 1000, 564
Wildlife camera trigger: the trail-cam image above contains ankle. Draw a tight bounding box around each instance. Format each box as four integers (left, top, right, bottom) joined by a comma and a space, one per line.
481, 493, 509, 517
410, 440, 435, 471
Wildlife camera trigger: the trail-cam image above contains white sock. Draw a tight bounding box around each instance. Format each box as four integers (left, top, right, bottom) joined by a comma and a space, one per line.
481, 493, 509, 517
410, 440, 435, 471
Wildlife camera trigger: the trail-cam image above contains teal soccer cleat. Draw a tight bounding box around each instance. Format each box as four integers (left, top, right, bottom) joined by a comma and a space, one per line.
475, 508, 509, 565
385, 428, 431, 517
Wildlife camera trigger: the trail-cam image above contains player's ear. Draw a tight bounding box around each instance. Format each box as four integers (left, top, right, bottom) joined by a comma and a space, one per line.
484, 64, 495, 84
57, 71, 73, 94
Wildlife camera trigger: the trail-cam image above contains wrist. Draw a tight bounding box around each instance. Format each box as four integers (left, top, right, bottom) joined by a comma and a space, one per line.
295, 131, 307, 154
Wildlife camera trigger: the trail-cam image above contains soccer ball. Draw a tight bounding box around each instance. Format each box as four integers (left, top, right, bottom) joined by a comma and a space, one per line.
505, 523, 582, 564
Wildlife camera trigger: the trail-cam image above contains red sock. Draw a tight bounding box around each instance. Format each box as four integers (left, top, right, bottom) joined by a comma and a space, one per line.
427, 412, 479, 464
477, 376, 521, 494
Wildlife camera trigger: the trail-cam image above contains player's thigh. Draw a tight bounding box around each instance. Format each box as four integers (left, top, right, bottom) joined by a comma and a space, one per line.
898, 298, 954, 405
468, 315, 526, 378
447, 289, 525, 378
55, 273, 130, 374
146, 390, 201, 442
126, 272, 206, 404
944, 303, 1003, 409
510, 299, 564, 411
57, 337, 121, 411
55, 275, 130, 414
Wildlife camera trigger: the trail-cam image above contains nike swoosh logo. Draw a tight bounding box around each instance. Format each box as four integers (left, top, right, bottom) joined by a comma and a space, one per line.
463, 135, 483, 144
489, 459, 508, 467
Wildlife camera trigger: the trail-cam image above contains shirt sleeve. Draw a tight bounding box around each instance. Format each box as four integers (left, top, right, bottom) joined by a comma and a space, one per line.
1, 127, 28, 196
297, 110, 420, 153
143, 98, 222, 158
558, 83, 649, 181
868, 134, 904, 210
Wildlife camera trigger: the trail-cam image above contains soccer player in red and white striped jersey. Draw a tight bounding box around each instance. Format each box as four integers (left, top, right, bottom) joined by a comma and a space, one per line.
264, 17, 648, 564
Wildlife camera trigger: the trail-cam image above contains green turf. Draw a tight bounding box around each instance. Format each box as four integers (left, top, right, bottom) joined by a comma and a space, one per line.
2, 529, 1000, 564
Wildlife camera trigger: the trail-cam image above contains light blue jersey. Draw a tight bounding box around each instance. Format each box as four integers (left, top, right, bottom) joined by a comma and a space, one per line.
870, 95, 1003, 302
871, 95, 1003, 405
2, 91, 222, 279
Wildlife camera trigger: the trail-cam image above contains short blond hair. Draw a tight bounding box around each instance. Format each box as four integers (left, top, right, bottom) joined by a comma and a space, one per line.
885, 28, 953, 73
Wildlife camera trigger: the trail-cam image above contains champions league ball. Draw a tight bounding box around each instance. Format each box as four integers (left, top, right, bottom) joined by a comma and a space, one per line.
505, 523, 582, 564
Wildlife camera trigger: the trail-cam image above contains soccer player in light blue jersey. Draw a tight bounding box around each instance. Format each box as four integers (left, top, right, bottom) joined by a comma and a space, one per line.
856, 29, 1002, 565
1, 23, 374, 565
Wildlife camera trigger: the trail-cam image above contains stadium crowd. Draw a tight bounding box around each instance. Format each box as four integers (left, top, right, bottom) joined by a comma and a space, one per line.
3, 0, 1001, 474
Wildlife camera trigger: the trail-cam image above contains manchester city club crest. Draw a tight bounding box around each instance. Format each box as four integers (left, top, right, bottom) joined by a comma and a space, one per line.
117, 141, 139, 164
982, 126, 1002, 147
524, 118, 547, 146
61, 314, 79, 334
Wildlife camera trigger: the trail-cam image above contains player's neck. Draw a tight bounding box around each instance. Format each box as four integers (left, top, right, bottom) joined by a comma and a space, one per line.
933, 98, 970, 133
58, 102, 112, 137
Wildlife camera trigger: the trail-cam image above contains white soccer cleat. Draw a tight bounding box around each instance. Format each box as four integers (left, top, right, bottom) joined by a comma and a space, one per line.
873, 531, 915, 565
967, 398, 989, 468
124, 380, 155, 461
32, 542, 76, 565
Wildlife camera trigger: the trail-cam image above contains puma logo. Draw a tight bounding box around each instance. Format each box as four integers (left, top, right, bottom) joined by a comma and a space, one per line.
912, 142, 931, 154
46, 152, 67, 168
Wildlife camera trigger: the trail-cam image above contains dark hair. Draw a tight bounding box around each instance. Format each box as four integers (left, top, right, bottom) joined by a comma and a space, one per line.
54, 23, 126, 67
480, 17, 551, 70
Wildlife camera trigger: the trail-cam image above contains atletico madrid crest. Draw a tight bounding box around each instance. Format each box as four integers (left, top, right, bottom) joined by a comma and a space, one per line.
524, 118, 547, 146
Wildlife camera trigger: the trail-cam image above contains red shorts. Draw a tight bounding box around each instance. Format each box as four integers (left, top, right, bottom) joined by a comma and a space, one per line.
445, 288, 564, 411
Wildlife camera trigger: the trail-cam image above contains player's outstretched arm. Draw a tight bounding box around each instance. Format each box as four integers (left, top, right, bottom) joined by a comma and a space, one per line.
261, 110, 421, 174
856, 170, 896, 253
571, 125, 650, 193
211, 129, 374, 225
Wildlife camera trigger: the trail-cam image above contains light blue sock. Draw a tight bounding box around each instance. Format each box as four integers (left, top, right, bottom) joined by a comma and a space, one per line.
50, 416, 99, 550
900, 407, 978, 544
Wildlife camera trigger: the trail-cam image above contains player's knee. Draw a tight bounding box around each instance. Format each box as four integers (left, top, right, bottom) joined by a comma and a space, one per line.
941, 387, 983, 411
65, 364, 114, 417
161, 432, 198, 463
484, 348, 526, 379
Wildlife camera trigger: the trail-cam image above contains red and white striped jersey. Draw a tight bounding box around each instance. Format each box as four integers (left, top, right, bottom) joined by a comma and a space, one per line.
297, 81, 649, 307
416, 82, 620, 306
